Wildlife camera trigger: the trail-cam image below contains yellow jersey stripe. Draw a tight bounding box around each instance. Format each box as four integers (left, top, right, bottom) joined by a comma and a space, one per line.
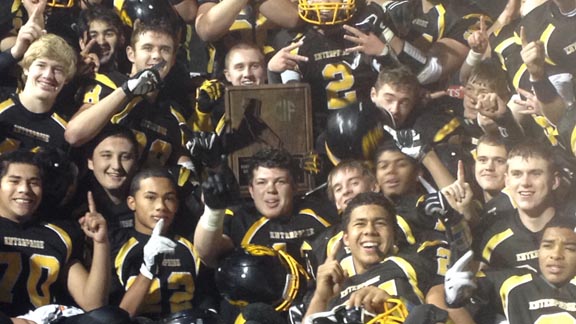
482, 228, 514, 263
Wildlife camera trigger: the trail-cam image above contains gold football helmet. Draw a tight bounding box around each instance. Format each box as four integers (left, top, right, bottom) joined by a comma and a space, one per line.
367, 298, 409, 324
298, 0, 356, 25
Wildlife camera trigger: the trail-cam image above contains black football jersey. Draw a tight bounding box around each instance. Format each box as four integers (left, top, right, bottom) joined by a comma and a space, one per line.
111, 97, 188, 167
283, 3, 391, 134
478, 268, 576, 324
521, 1, 576, 76
81, 71, 128, 105
0, 94, 68, 154
223, 201, 333, 263
329, 250, 439, 308
387, 0, 485, 46
0, 217, 83, 316
474, 210, 550, 271
111, 229, 202, 318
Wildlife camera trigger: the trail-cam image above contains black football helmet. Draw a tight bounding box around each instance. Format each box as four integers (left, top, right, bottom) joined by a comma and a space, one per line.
114, 0, 178, 27
325, 101, 393, 165
215, 245, 309, 311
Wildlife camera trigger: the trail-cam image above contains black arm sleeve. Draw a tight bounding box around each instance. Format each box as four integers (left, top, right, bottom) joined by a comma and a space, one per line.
0, 49, 17, 73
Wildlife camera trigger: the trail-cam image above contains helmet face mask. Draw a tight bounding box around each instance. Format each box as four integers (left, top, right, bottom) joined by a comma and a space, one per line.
215, 245, 309, 311
308, 298, 408, 324
47, 0, 75, 8
298, 0, 356, 25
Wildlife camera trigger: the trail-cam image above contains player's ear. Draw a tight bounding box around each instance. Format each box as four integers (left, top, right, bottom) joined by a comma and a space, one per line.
87, 157, 94, 171
126, 45, 135, 63
127, 195, 136, 211
370, 86, 377, 103
224, 69, 232, 83
552, 171, 560, 191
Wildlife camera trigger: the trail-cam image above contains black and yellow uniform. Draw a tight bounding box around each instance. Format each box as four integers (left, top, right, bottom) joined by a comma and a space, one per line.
195, 0, 277, 77
477, 267, 576, 324
388, 0, 485, 47
0, 217, 83, 316
276, 2, 392, 137
81, 71, 128, 106
473, 210, 554, 271
111, 228, 202, 318
520, 1, 576, 76
224, 200, 335, 264
110, 97, 188, 167
0, 94, 68, 154
489, 19, 529, 92
301, 212, 418, 278
328, 249, 439, 308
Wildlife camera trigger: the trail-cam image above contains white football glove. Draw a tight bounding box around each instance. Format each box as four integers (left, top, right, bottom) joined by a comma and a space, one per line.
17, 304, 84, 324
122, 67, 161, 97
444, 250, 476, 307
140, 219, 176, 279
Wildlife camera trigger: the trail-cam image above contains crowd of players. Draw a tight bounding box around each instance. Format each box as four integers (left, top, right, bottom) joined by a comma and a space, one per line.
0, 0, 576, 323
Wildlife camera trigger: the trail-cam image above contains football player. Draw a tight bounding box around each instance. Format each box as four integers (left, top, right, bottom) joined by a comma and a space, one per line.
111, 168, 208, 319
304, 192, 438, 319
0, 150, 110, 317
0, 33, 76, 154
65, 19, 190, 168
68, 124, 140, 231
474, 140, 561, 271
194, 147, 335, 267
194, 0, 298, 77
446, 216, 576, 323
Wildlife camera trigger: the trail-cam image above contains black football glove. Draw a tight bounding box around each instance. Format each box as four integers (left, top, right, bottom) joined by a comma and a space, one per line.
180, 124, 224, 168
202, 167, 241, 210
383, 125, 430, 161
195, 79, 224, 113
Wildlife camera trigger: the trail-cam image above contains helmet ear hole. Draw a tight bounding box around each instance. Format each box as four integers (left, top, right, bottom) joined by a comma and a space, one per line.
297, 0, 357, 25
215, 245, 309, 311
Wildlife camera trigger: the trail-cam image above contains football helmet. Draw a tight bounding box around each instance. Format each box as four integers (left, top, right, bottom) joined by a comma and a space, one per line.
367, 298, 409, 324
307, 298, 408, 324
325, 101, 392, 165
114, 0, 178, 27
215, 245, 310, 312
298, 0, 356, 25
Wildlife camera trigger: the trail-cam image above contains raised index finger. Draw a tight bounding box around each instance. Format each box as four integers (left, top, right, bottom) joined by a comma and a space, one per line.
87, 191, 97, 214
29, 0, 46, 25
457, 160, 465, 185
479, 15, 486, 34
152, 218, 165, 237
327, 238, 342, 262
520, 26, 528, 48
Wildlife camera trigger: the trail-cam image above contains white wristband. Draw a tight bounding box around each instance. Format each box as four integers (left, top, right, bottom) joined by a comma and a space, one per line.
140, 263, 154, 280
465, 50, 483, 66
199, 205, 225, 231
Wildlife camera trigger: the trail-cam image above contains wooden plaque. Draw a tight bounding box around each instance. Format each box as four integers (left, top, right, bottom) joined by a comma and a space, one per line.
225, 83, 314, 195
